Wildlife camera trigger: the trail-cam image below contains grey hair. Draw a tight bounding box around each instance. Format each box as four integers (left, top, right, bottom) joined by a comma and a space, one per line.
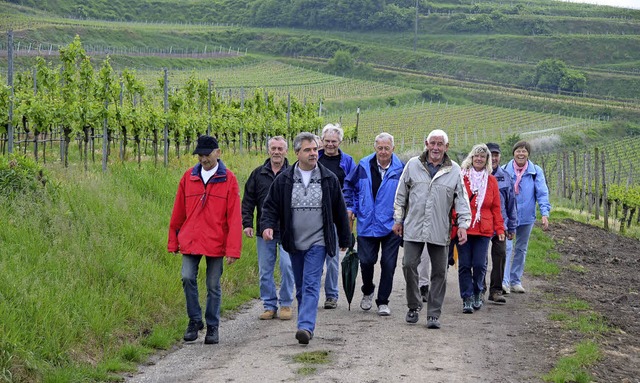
374, 132, 395, 148
426, 129, 449, 145
322, 123, 344, 142
293, 132, 319, 152
267, 135, 288, 151
461, 143, 492, 173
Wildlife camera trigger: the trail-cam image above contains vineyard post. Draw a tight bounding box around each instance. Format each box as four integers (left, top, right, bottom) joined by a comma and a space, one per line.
7, 30, 14, 154
163, 68, 168, 167
207, 79, 212, 135
355, 107, 360, 143
595, 148, 600, 220
33, 66, 39, 162
586, 151, 593, 214
555, 156, 562, 198
119, 80, 124, 161
102, 83, 108, 172
602, 150, 608, 230
581, 153, 587, 212
572, 150, 577, 201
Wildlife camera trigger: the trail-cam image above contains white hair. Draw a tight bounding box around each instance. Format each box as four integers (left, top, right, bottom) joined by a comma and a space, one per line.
426, 129, 449, 145
321, 123, 344, 142
374, 132, 394, 148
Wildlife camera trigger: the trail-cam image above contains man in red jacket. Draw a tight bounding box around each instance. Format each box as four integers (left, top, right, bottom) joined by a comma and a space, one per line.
168, 135, 242, 345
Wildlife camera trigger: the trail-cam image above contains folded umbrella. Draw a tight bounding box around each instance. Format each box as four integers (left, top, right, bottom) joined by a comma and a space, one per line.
341, 234, 359, 311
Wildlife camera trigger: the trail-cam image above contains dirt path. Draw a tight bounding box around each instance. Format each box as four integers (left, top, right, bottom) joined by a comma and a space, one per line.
126, 247, 557, 383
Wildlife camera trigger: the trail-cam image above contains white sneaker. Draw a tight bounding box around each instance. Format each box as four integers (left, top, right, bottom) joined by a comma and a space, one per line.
360, 293, 374, 311
502, 284, 511, 294
377, 304, 391, 316
511, 284, 526, 293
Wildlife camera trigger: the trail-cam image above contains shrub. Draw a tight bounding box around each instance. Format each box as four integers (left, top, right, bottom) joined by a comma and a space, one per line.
0, 155, 49, 198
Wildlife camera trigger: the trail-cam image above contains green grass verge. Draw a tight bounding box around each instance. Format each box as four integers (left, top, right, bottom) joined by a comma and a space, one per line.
543, 341, 601, 383
0, 154, 265, 382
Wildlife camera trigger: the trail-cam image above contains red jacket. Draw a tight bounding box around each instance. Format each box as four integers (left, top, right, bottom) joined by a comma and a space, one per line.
462, 173, 505, 237
168, 161, 242, 258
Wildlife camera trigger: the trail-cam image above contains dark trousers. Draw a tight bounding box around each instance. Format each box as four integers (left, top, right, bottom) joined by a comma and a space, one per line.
489, 235, 506, 294
357, 232, 402, 306
457, 235, 490, 299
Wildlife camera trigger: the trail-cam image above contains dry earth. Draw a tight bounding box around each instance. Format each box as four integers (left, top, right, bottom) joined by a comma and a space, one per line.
125, 219, 639, 383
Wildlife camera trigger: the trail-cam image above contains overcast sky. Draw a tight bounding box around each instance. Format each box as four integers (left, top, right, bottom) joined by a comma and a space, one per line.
557, 0, 640, 9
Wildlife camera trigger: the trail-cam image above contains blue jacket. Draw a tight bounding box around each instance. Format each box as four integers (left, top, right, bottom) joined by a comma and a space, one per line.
492, 166, 518, 234
344, 152, 404, 237
503, 159, 551, 226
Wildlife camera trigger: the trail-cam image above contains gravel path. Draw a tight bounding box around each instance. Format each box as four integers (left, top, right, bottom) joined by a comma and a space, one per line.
126, 248, 549, 383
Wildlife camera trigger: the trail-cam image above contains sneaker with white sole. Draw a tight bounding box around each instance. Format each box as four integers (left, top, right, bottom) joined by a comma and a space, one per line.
502, 284, 511, 294
511, 284, 526, 293
377, 304, 391, 316
360, 293, 374, 311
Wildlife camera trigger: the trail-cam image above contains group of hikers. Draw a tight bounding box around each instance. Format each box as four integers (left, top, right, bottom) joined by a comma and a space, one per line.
167, 125, 551, 345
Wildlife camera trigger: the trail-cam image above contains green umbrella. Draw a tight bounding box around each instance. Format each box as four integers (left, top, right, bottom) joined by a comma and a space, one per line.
341, 234, 359, 311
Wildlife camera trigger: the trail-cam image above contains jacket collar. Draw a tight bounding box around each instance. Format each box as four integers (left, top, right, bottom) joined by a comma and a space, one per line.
419, 151, 453, 168
261, 157, 289, 174
190, 160, 228, 183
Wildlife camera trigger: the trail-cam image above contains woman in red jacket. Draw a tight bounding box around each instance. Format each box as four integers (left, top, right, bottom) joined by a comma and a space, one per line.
457, 144, 505, 314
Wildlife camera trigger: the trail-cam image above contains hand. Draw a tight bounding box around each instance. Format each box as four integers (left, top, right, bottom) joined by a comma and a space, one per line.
226, 256, 237, 265
340, 248, 347, 252
243, 227, 254, 238
347, 210, 356, 223
507, 232, 514, 240
498, 233, 506, 241
392, 223, 403, 237
262, 228, 274, 241
541, 216, 549, 231
457, 227, 468, 245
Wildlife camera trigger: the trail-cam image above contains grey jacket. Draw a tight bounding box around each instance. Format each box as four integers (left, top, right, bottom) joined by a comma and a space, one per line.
393, 151, 471, 246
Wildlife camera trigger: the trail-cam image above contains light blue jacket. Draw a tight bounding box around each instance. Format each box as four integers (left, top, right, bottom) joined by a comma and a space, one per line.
344, 153, 404, 237
503, 159, 551, 226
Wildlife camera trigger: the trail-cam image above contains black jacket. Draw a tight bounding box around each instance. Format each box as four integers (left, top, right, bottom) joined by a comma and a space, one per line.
260, 162, 351, 257
242, 158, 289, 237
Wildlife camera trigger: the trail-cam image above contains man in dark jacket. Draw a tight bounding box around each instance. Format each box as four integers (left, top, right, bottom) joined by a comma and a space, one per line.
168, 135, 242, 345
261, 132, 351, 345
242, 136, 295, 321
485, 142, 517, 303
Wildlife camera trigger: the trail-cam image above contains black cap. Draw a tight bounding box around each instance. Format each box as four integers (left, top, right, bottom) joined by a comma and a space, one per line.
193, 135, 219, 155
486, 142, 501, 154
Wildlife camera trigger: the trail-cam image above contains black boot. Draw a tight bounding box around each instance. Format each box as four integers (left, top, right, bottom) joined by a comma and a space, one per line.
204, 325, 219, 344
184, 319, 204, 342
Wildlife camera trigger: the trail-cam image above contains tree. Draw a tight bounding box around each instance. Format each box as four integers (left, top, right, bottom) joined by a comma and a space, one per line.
327, 50, 354, 73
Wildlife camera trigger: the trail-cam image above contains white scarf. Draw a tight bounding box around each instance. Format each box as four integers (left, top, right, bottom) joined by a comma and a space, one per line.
463, 167, 488, 227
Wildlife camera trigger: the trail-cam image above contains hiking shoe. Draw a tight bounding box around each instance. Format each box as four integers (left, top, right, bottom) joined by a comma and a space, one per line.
511, 284, 526, 293
472, 293, 483, 311
489, 291, 506, 303
462, 298, 474, 314
377, 304, 391, 316
324, 298, 338, 309
360, 293, 374, 311
183, 319, 204, 342
427, 316, 441, 329
405, 308, 419, 324
259, 309, 277, 320
204, 325, 219, 344
420, 285, 429, 303
279, 306, 293, 320
295, 329, 312, 345
502, 284, 510, 294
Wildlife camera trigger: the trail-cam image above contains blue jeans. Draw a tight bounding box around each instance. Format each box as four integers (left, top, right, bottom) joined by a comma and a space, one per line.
257, 236, 294, 311
457, 235, 490, 299
357, 232, 402, 306
503, 223, 535, 287
291, 245, 326, 335
323, 230, 340, 301
181, 255, 223, 327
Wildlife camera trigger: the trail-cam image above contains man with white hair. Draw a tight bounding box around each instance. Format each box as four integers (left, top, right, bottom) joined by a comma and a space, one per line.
393, 129, 471, 329
318, 123, 356, 310
344, 132, 404, 316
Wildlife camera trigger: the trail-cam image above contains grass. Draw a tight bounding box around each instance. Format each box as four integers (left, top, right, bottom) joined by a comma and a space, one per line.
0, 155, 264, 382
293, 350, 330, 377
543, 341, 601, 383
